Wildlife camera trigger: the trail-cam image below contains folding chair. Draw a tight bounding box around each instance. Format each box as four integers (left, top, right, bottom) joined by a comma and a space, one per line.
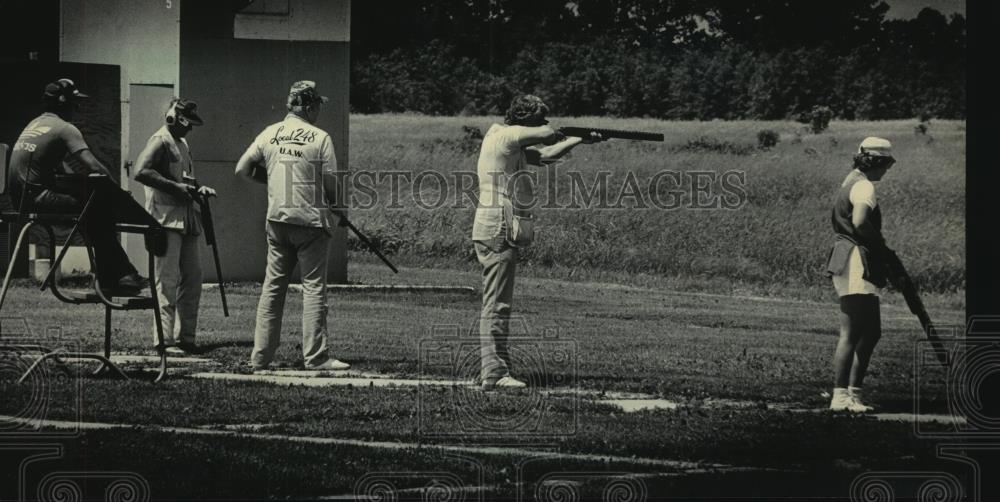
0, 143, 169, 382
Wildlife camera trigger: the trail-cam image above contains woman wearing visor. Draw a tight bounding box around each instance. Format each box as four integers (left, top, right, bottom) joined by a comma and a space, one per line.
825, 136, 897, 412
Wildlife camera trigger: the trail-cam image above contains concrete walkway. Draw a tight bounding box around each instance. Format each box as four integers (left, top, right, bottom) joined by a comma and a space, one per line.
185, 370, 967, 425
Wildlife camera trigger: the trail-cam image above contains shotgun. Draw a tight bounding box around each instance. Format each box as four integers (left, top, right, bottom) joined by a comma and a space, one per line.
559, 126, 664, 142
329, 208, 399, 274
183, 175, 229, 316
883, 249, 946, 365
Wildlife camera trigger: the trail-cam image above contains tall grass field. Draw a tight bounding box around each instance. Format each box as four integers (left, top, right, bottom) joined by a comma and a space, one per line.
348, 115, 964, 294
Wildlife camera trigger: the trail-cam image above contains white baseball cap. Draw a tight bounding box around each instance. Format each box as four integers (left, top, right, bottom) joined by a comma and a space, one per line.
858, 137, 893, 157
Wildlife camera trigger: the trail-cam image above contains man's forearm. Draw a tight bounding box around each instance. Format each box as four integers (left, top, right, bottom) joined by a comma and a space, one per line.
135, 168, 184, 195
536, 137, 584, 161
75, 149, 113, 178
235, 155, 265, 183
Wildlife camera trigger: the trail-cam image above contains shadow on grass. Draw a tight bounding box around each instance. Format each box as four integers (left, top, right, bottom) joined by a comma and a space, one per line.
873, 397, 952, 415
191, 340, 254, 354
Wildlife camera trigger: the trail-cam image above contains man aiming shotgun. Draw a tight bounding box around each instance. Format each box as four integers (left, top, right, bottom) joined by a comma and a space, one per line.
472, 94, 610, 391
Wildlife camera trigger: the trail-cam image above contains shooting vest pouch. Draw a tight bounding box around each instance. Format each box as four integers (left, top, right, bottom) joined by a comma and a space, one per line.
825, 237, 855, 277
505, 204, 535, 247
504, 153, 535, 247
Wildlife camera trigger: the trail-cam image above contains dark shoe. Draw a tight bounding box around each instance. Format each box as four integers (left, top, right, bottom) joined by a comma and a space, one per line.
176, 341, 199, 354
118, 273, 150, 290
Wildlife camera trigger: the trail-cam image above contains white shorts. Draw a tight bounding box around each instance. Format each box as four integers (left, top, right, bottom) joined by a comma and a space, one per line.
831, 246, 880, 297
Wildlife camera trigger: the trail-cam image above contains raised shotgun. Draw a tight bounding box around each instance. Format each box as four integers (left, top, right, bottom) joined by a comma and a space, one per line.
559, 126, 664, 142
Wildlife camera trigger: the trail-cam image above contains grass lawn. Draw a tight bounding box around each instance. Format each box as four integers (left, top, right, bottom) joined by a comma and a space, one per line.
0, 260, 966, 500
347, 115, 964, 293
0, 115, 967, 501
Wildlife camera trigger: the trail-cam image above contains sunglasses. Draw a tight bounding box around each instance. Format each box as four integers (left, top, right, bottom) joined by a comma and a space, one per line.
875, 157, 896, 168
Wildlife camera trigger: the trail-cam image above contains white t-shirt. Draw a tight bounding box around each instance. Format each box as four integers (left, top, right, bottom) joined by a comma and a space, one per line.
472, 124, 530, 241
849, 178, 877, 210
241, 114, 337, 231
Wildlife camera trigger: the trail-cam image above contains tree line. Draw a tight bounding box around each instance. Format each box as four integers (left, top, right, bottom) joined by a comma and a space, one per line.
350, 1, 965, 120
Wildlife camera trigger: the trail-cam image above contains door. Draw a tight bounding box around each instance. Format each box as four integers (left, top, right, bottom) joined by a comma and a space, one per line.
123, 84, 174, 274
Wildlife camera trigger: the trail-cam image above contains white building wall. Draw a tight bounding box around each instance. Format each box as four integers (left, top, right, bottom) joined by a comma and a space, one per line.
60, 0, 180, 181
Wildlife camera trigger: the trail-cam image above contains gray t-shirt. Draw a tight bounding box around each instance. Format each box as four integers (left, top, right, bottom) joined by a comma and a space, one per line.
8, 113, 90, 196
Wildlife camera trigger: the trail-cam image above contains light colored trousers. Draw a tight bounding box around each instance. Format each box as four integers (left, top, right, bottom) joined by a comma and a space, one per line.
251, 221, 331, 369
152, 230, 203, 346
475, 240, 517, 382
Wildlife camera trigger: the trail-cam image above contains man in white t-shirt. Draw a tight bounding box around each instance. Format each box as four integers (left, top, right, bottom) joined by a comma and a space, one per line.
235, 81, 349, 372
473, 95, 603, 390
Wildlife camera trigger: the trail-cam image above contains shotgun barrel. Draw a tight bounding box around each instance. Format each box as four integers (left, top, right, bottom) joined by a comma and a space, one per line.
884, 249, 946, 365
559, 126, 664, 142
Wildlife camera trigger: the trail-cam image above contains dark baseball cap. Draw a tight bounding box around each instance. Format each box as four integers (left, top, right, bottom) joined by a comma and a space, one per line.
287, 80, 329, 108
170, 98, 204, 126
43, 78, 89, 102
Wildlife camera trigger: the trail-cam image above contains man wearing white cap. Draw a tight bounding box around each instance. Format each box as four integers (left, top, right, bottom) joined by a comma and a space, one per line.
235, 80, 350, 372
824, 136, 897, 412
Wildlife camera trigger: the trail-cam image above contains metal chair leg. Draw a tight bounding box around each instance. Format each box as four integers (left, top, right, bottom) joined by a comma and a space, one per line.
0, 222, 34, 312
148, 249, 167, 383
92, 306, 112, 375
18, 351, 129, 384
42, 192, 96, 292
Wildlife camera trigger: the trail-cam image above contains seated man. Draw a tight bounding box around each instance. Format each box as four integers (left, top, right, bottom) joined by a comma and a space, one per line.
7, 78, 147, 295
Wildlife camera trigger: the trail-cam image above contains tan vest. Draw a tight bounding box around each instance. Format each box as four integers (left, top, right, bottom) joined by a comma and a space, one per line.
143, 126, 201, 234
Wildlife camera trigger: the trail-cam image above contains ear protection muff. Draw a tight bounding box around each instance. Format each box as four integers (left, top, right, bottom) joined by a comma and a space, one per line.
165, 100, 190, 127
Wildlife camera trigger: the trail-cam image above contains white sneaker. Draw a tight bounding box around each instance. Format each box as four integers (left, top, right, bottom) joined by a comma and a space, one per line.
848, 387, 875, 413
830, 388, 872, 413
829, 388, 854, 411
482, 376, 526, 390
306, 359, 351, 371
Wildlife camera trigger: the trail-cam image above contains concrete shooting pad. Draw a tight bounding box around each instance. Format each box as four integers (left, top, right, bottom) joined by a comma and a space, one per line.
190, 371, 469, 388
